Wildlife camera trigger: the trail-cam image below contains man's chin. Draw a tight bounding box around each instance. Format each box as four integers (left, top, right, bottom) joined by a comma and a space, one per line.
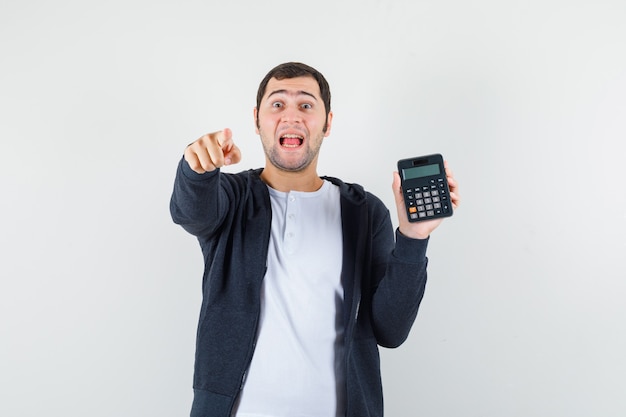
269, 157, 311, 173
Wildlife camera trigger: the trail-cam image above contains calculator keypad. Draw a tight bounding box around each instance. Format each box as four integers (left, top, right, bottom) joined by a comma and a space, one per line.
404, 178, 451, 221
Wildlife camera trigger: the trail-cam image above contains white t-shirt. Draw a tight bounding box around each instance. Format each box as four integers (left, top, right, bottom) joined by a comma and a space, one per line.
234, 180, 345, 417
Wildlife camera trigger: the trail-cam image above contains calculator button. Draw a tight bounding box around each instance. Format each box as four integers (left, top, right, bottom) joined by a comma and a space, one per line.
426, 210, 434, 216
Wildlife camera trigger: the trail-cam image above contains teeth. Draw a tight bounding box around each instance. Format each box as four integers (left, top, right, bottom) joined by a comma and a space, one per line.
280, 133, 304, 148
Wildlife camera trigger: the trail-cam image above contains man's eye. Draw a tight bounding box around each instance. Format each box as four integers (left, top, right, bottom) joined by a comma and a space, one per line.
272, 102, 283, 108
301, 103, 312, 109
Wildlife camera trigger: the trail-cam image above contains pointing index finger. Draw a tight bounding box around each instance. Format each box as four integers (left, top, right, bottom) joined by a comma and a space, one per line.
218, 128, 233, 148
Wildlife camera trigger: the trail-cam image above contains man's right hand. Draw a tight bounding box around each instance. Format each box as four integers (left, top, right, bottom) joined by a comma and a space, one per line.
184, 128, 242, 174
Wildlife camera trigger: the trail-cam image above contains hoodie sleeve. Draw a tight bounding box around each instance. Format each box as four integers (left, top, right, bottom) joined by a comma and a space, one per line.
169, 157, 231, 238
369, 201, 429, 348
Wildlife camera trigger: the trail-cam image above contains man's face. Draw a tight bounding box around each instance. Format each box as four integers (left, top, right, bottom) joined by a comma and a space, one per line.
254, 76, 332, 173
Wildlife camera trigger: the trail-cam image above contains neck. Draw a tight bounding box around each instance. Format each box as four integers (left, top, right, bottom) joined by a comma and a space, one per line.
260, 164, 323, 192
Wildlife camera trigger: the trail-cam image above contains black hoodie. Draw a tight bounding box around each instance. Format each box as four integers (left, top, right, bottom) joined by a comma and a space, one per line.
170, 158, 429, 417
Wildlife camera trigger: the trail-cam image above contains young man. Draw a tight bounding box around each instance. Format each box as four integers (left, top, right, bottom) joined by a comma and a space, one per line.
170, 62, 460, 417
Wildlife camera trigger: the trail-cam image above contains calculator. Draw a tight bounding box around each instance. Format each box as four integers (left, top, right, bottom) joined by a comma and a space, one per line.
397, 154, 453, 222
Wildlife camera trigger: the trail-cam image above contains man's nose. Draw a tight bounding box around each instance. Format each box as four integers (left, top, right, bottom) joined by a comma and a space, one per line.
280, 106, 302, 123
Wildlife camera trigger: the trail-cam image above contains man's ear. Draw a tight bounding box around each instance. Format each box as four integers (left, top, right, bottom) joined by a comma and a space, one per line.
324, 111, 333, 136
253, 107, 259, 134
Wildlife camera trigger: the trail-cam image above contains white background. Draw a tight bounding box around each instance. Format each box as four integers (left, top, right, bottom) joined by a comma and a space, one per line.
1, 0, 625, 416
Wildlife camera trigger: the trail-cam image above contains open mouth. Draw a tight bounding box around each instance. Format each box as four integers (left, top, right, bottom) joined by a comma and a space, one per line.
279, 134, 304, 148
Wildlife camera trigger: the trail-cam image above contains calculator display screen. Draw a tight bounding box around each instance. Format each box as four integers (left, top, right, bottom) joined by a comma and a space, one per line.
402, 163, 440, 180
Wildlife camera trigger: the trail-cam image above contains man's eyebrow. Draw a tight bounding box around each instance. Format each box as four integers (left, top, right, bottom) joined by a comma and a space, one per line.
267, 89, 318, 101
